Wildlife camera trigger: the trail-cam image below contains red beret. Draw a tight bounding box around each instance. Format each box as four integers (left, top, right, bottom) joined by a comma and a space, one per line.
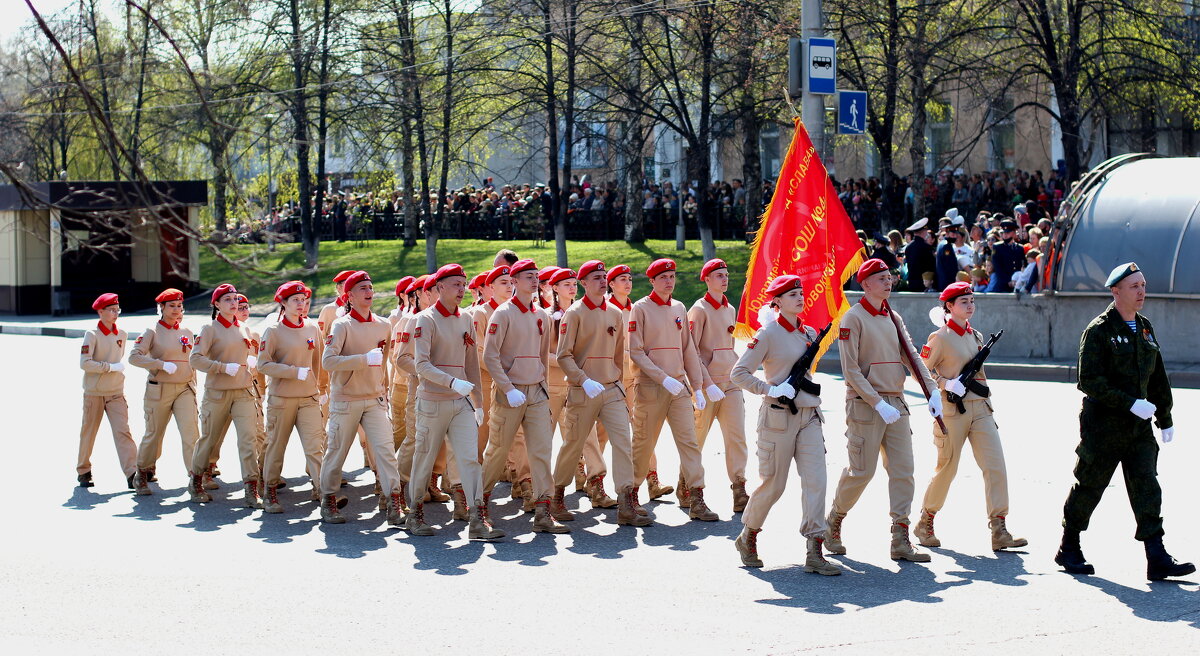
395, 276, 414, 296
646, 258, 676, 279
765, 275, 803, 298
538, 266, 560, 282
154, 288, 183, 304
210, 283, 237, 306
485, 266, 511, 285
235, 294, 249, 305
606, 264, 631, 283
939, 281, 973, 303
333, 270, 355, 283
434, 263, 466, 283
409, 275, 427, 293
468, 273, 486, 290
855, 258, 890, 283
274, 281, 311, 304
421, 275, 437, 291
92, 293, 119, 311
509, 259, 537, 276
700, 258, 727, 281
577, 260, 606, 280
343, 271, 371, 292
549, 268, 577, 286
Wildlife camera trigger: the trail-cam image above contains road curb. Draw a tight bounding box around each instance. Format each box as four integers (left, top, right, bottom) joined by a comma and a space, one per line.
0, 324, 86, 339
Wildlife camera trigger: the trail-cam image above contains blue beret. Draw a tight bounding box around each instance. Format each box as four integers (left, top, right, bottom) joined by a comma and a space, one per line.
1105, 262, 1141, 287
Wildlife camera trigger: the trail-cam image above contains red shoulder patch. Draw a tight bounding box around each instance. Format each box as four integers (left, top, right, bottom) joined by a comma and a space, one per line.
560, 324, 567, 335
747, 338, 758, 350
839, 328, 851, 341
400, 332, 410, 343
920, 345, 932, 359
689, 320, 695, 331
81, 345, 89, 354
414, 327, 422, 339
488, 323, 498, 335
259, 341, 267, 353
134, 336, 143, 344
324, 335, 333, 346
628, 321, 637, 332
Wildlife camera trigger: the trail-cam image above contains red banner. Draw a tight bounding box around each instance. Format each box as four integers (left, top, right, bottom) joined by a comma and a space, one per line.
735, 118, 867, 364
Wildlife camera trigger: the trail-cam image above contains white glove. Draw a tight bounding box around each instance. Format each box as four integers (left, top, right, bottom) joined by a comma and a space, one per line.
1161, 427, 1175, 444
945, 378, 967, 397
582, 378, 605, 399
705, 384, 726, 402
451, 378, 475, 396
318, 394, 328, 406
474, 408, 485, 426
296, 367, 309, 381
161, 361, 177, 375
223, 362, 240, 376
662, 376, 685, 396
767, 382, 796, 399
693, 390, 707, 411
365, 348, 383, 366
506, 389, 527, 407
874, 400, 901, 424
551, 310, 564, 321
246, 355, 258, 369
109, 362, 125, 372
928, 392, 943, 418
1130, 398, 1156, 421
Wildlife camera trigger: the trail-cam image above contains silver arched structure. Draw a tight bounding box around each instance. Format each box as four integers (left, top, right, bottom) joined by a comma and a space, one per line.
1055, 154, 1200, 296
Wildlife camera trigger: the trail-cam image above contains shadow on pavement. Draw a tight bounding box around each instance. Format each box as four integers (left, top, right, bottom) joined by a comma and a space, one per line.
748, 555, 971, 613
1077, 576, 1200, 629
118, 485, 192, 522
63, 487, 125, 510
935, 548, 1032, 587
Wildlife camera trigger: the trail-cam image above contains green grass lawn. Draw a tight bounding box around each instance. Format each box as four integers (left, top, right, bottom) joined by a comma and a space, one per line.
199, 238, 753, 313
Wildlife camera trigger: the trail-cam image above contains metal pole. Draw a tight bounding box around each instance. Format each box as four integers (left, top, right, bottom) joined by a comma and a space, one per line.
801, 0, 825, 161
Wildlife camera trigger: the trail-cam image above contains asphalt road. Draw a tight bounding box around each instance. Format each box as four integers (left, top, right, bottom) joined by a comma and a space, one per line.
2, 322, 1198, 653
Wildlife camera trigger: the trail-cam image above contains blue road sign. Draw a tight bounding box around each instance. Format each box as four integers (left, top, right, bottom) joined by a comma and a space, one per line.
838, 90, 867, 135
807, 37, 836, 95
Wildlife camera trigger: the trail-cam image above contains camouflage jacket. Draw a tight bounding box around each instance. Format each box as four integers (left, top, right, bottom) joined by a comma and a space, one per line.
1077, 303, 1173, 429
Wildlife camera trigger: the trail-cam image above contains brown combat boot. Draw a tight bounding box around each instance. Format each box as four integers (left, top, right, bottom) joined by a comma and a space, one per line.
890, 522, 932, 562
386, 493, 405, 527
617, 485, 652, 526
188, 473, 211, 503
404, 502, 434, 535
263, 483, 283, 514
320, 494, 345, 524
914, 509, 941, 547
133, 468, 152, 496
989, 516, 1028, 551
687, 487, 718, 521
646, 470, 673, 500
586, 474, 618, 509
521, 479, 537, 512
735, 527, 763, 567
469, 496, 505, 542
804, 537, 842, 575
550, 486, 575, 521
450, 484, 469, 521
532, 497, 570, 533
428, 475, 451, 503
824, 510, 847, 554
202, 464, 219, 490
731, 477, 749, 513
675, 475, 692, 508
243, 480, 263, 509
631, 486, 649, 516
574, 459, 587, 492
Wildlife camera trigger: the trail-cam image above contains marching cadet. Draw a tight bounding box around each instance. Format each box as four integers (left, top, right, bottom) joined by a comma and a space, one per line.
1055, 263, 1194, 580
317, 271, 404, 525
628, 258, 718, 521
533, 266, 577, 503
406, 264, 504, 541
392, 276, 425, 514
537, 266, 558, 309
128, 289, 199, 494
467, 273, 486, 307
317, 270, 354, 336
235, 294, 269, 471
551, 260, 649, 527
480, 258, 569, 533
825, 258, 942, 562
472, 265, 514, 461
419, 273, 457, 506
688, 258, 749, 512
389, 276, 414, 326
77, 293, 138, 489
729, 275, 839, 574
188, 284, 263, 507
914, 282, 1026, 551
258, 281, 332, 513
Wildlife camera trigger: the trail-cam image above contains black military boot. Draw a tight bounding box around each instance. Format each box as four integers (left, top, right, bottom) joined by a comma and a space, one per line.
1145, 536, 1196, 581
77, 472, 94, 488
1054, 528, 1094, 575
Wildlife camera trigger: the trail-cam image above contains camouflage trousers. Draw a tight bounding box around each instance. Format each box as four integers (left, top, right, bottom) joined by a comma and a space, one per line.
1062, 401, 1164, 541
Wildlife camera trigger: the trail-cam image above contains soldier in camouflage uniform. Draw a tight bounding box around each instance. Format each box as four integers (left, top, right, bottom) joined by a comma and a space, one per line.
1055, 263, 1194, 581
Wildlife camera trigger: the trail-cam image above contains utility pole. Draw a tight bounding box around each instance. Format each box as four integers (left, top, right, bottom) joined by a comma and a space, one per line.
801, 0, 825, 160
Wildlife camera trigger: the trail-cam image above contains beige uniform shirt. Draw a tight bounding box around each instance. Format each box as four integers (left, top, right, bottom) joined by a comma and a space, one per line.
413, 300, 484, 406
472, 299, 501, 375
316, 300, 345, 338
190, 316, 254, 391
128, 320, 195, 384
322, 308, 391, 402
688, 292, 738, 388
80, 322, 127, 396
731, 315, 821, 408
258, 318, 323, 398
838, 298, 936, 407
627, 292, 705, 389
391, 311, 419, 382
556, 295, 626, 386
921, 320, 989, 398
608, 295, 635, 383
483, 296, 551, 393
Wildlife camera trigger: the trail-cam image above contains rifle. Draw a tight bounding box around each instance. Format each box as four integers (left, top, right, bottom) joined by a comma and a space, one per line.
776, 322, 833, 415
946, 329, 1003, 414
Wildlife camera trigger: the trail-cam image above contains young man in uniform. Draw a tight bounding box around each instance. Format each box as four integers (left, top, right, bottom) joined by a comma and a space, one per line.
825, 258, 942, 562
407, 264, 503, 541
688, 258, 749, 511
77, 293, 138, 489
317, 270, 375, 479
1055, 262, 1194, 580
552, 260, 650, 526
472, 265, 514, 461
480, 258, 568, 533
129, 289, 199, 494
628, 258, 718, 521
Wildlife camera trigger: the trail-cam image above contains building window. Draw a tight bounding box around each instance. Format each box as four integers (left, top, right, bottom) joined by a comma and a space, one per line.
759, 124, 781, 182
927, 99, 953, 172
988, 96, 1016, 170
